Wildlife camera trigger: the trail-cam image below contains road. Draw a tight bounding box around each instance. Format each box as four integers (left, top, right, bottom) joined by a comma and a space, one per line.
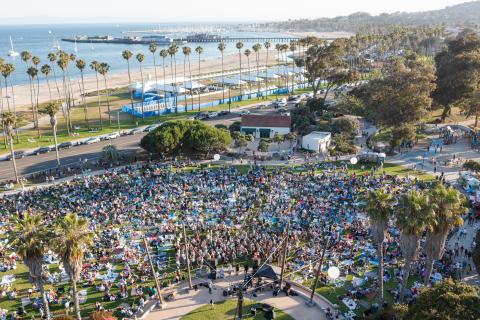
0, 102, 287, 182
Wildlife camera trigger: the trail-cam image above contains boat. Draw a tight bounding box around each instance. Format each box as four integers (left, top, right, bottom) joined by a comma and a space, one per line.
52, 38, 61, 50
7, 36, 19, 57
74, 39, 78, 53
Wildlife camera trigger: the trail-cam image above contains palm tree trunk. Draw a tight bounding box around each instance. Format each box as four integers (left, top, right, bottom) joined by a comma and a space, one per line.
45, 75, 53, 101
95, 73, 103, 129
51, 62, 62, 101
103, 77, 111, 125
221, 53, 225, 103
238, 51, 243, 98
127, 61, 135, 123
71, 277, 81, 320
28, 77, 37, 131
377, 243, 384, 303
152, 54, 160, 121
400, 259, 411, 303
79, 73, 90, 130
61, 72, 71, 135
52, 122, 60, 167
8, 132, 19, 184
35, 76, 41, 138
197, 55, 200, 111
188, 56, 194, 111
139, 65, 145, 120
38, 279, 51, 320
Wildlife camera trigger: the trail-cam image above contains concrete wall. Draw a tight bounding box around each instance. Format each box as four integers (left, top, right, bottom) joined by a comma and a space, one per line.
241, 126, 290, 139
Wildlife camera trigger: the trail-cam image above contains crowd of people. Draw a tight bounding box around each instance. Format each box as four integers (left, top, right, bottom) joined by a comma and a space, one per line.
0, 160, 474, 319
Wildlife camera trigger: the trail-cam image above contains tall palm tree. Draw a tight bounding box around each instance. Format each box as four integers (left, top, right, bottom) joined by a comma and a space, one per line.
98, 62, 111, 125
281, 44, 290, 91
290, 41, 297, 93
41, 102, 61, 166
168, 44, 179, 113
75, 59, 89, 129
22, 52, 37, 131
395, 190, 435, 302
366, 189, 393, 303
89, 61, 103, 129
217, 43, 226, 104
244, 49, 252, 99
182, 46, 191, 112
264, 41, 271, 98
41, 64, 53, 101
57, 53, 72, 134
54, 213, 93, 320
26, 67, 41, 137
160, 49, 168, 112
1, 112, 19, 183
252, 43, 262, 99
195, 46, 203, 111
122, 50, 136, 122
149, 43, 161, 119
136, 53, 146, 120
1, 64, 19, 144
236, 42, 244, 99
47, 52, 62, 100
424, 185, 466, 285
32, 56, 41, 132
9, 212, 51, 319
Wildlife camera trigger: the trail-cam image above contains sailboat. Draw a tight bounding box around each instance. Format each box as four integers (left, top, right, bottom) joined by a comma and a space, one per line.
8, 36, 19, 57
52, 37, 61, 51
74, 38, 78, 53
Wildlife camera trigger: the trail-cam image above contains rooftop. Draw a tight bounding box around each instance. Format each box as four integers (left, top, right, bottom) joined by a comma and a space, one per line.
304, 131, 331, 139
241, 115, 291, 128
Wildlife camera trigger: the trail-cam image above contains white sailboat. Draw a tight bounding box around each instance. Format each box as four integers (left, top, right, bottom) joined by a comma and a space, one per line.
52, 37, 61, 50
8, 36, 19, 57
74, 39, 78, 53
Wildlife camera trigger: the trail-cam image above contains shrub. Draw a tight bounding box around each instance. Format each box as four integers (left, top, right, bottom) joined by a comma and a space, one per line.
90, 311, 117, 320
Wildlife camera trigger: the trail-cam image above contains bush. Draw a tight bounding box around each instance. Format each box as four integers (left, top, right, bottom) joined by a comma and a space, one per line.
91, 311, 117, 320
464, 160, 480, 172
229, 121, 241, 132
141, 120, 232, 157
331, 133, 357, 155
331, 116, 359, 137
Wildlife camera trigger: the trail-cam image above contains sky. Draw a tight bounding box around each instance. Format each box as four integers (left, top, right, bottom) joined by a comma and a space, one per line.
0, 0, 472, 24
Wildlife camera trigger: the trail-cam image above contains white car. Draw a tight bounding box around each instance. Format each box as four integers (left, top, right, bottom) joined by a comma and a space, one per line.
106, 132, 120, 140
84, 137, 101, 145
239, 110, 250, 115
277, 101, 287, 108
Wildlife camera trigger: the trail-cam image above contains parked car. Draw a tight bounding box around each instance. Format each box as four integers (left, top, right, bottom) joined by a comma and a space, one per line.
239, 110, 250, 115
194, 112, 209, 120
105, 132, 121, 140
130, 128, 144, 135
58, 141, 73, 149
207, 111, 219, 118
34, 146, 51, 155
5, 151, 26, 161
218, 110, 229, 116
84, 137, 101, 145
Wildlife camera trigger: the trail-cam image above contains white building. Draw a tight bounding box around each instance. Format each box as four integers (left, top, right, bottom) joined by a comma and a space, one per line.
241, 115, 291, 139
302, 131, 331, 153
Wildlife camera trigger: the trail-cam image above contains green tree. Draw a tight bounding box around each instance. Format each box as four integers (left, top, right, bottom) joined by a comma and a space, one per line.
26, 66, 40, 137
122, 50, 136, 122
365, 189, 393, 303
182, 46, 192, 112
168, 44, 179, 113
236, 42, 244, 98
331, 116, 359, 137
97, 62, 111, 125
1, 112, 19, 183
405, 279, 480, 320
40, 102, 61, 167
424, 185, 465, 285
75, 59, 90, 129
136, 53, 146, 120
244, 49, 252, 98
9, 213, 51, 319
258, 138, 270, 152
195, 46, 203, 111
264, 41, 271, 100
395, 190, 435, 302
217, 43, 227, 105
102, 144, 119, 164
273, 132, 285, 150
90, 61, 103, 129
40, 64, 53, 101
54, 213, 93, 320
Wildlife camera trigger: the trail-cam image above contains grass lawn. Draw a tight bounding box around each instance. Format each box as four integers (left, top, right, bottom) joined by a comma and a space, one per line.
181, 299, 294, 320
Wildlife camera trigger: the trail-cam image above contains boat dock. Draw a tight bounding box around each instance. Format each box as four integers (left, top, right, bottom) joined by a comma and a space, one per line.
172, 37, 302, 43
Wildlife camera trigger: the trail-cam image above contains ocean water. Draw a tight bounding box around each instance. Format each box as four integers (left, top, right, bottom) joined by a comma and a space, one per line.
0, 23, 292, 86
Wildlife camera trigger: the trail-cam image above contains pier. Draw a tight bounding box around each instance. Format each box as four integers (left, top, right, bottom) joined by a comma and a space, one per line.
172, 37, 303, 43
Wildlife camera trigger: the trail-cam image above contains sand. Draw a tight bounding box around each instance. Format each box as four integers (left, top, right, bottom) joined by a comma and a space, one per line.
7, 50, 286, 112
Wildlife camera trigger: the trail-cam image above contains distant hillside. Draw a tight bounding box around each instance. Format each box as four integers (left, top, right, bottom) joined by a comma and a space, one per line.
260, 1, 480, 32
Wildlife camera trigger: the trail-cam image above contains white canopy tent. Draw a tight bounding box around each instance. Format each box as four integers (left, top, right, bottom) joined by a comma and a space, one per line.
182, 80, 207, 90
257, 71, 281, 80
231, 74, 262, 83
213, 77, 247, 86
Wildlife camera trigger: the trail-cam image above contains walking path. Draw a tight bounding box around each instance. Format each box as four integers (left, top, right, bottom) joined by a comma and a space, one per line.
145, 275, 329, 320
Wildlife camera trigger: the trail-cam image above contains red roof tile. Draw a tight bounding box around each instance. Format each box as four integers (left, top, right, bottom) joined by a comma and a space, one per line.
241, 115, 291, 128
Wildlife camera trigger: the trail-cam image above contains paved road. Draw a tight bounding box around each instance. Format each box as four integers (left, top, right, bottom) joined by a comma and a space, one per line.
0, 102, 287, 182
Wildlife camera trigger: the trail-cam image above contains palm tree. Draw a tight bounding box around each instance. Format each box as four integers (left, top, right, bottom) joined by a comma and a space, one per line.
281, 44, 290, 91
26, 67, 41, 137
1, 112, 19, 183
47, 52, 62, 100
41, 102, 61, 167
244, 49, 252, 99
264, 41, 271, 98
236, 42, 244, 99
40, 64, 53, 101
136, 53, 146, 120
366, 189, 393, 303
217, 43, 226, 104
160, 49, 168, 112
424, 185, 466, 285
182, 46, 191, 112
22, 52, 37, 131
122, 50, 136, 122
32, 56, 41, 132
75, 59, 89, 129
149, 43, 161, 119
195, 46, 203, 111
252, 43, 262, 99
395, 190, 435, 302
57, 53, 72, 134
168, 44, 179, 113
54, 213, 93, 320
89, 61, 103, 129
102, 144, 119, 164
8, 212, 51, 319
290, 41, 297, 93
98, 62, 112, 125
1, 64, 18, 144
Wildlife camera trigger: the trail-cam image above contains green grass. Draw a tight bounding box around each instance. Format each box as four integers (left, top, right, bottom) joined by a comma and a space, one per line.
181, 299, 294, 320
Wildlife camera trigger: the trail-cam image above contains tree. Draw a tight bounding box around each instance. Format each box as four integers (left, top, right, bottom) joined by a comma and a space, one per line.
97, 62, 111, 125
182, 46, 192, 112
9, 212, 51, 319
234, 135, 248, 153
32, 56, 41, 135
217, 43, 227, 105
424, 185, 465, 285
433, 32, 480, 124
122, 50, 136, 122
26, 66, 40, 137
57, 52, 73, 134
168, 44, 179, 113
102, 144, 119, 164
40, 64, 53, 101
76, 59, 89, 129
160, 50, 169, 110
149, 43, 161, 119
395, 190, 435, 302
405, 279, 480, 320
244, 49, 252, 98
264, 41, 271, 100
236, 42, 244, 98
185, 123, 232, 156
365, 189, 393, 303
40, 102, 61, 167
90, 61, 103, 129
285, 132, 297, 147
54, 213, 93, 320
1, 112, 19, 183
136, 53, 146, 120
258, 139, 270, 152
47, 52, 62, 100
195, 46, 203, 111
253, 43, 262, 98
331, 116, 359, 137
273, 132, 284, 150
